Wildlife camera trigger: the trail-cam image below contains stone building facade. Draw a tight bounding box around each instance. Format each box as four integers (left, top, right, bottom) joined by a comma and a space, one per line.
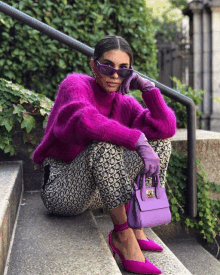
183, 0, 220, 131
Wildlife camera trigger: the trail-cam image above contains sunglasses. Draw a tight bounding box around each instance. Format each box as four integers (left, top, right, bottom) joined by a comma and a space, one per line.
95, 60, 133, 78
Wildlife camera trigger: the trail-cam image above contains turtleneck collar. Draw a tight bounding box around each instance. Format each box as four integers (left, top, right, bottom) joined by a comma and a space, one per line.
92, 78, 116, 103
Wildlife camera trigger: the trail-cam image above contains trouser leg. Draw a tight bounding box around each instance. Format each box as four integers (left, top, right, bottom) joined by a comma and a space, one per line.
41, 144, 97, 216
87, 141, 134, 211
41, 139, 172, 215
88, 139, 171, 211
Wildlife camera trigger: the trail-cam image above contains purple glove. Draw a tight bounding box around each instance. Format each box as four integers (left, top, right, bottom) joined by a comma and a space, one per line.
118, 72, 155, 95
135, 133, 160, 177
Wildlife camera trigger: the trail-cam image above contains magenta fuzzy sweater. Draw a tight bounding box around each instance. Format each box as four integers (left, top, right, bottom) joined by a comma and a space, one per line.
32, 73, 177, 164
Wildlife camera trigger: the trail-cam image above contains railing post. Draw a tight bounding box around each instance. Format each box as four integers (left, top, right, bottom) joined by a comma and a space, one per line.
0, 0, 197, 218
187, 103, 197, 217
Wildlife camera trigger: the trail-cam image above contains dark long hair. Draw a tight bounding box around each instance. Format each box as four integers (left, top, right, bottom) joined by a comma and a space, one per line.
93, 35, 133, 66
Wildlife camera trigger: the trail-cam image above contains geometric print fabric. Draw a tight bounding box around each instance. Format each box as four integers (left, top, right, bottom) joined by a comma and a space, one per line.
41, 139, 171, 216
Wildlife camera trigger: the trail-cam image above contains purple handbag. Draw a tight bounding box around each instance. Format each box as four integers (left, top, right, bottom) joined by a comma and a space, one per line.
127, 174, 171, 229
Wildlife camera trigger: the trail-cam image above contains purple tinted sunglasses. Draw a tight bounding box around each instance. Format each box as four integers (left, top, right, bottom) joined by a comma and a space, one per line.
95, 60, 133, 78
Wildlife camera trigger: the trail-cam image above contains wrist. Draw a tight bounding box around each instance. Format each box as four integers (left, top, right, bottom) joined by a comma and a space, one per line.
135, 133, 148, 149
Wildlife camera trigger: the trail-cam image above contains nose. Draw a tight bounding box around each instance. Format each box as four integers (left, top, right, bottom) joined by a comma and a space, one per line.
111, 71, 119, 78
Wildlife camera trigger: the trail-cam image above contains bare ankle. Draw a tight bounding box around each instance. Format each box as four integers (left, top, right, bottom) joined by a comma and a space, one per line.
113, 228, 132, 242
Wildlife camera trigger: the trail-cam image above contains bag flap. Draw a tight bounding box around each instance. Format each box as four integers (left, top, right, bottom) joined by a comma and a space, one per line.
136, 188, 170, 211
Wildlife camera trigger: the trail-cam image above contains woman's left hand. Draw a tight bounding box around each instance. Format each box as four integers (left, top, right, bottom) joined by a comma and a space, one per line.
118, 72, 155, 95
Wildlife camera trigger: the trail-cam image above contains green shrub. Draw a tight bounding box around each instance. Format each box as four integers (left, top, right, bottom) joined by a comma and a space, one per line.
166, 150, 220, 251
0, 0, 158, 100
164, 77, 204, 128
150, 0, 188, 43
0, 78, 53, 157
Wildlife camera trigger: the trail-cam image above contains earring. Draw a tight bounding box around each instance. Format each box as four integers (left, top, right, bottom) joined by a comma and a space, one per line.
92, 71, 98, 83
92, 70, 96, 78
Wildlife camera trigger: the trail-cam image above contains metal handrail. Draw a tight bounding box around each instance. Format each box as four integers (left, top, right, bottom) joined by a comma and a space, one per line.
0, 1, 197, 218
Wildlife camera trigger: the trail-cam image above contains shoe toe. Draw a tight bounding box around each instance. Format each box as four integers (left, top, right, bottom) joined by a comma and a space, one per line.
138, 238, 163, 251
123, 258, 162, 274
145, 258, 162, 274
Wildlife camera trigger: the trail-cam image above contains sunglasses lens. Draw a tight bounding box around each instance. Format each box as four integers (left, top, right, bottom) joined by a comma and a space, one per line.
97, 62, 133, 78
119, 69, 133, 78
100, 65, 114, 76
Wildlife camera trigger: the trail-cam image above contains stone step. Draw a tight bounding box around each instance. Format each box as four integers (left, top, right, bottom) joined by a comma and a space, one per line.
153, 223, 220, 274
93, 211, 192, 275
161, 238, 220, 275
0, 161, 23, 275
4, 191, 121, 275
93, 210, 220, 275
4, 191, 193, 275
2, 164, 220, 275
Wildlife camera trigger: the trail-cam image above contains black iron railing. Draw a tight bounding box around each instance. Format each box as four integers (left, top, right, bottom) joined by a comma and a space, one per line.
0, 1, 197, 218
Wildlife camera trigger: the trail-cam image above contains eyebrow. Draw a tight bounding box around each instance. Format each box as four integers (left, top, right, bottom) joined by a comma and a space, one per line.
102, 59, 129, 66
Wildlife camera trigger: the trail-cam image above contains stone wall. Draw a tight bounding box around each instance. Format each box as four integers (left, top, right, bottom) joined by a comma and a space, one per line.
183, 0, 220, 132
171, 128, 220, 200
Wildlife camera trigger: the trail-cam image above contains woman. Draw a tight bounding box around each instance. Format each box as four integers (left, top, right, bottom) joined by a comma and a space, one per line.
32, 35, 176, 274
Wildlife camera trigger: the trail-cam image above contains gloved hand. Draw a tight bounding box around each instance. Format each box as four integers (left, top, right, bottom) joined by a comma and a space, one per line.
135, 133, 160, 177
118, 72, 155, 95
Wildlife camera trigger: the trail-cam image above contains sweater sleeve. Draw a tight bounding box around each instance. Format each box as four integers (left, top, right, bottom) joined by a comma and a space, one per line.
129, 88, 177, 139
52, 76, 142, 151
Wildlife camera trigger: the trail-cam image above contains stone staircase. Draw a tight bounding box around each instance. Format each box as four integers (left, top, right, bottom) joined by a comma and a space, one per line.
2, 189, 193, 275
1, 129, 220, 275
0, 161, 23, 275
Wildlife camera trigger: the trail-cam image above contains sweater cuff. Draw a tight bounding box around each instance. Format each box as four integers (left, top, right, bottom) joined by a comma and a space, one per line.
122, 129, 142, 151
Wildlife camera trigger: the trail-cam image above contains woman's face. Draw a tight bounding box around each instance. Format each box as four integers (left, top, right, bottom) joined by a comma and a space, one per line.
90, 49, 130, 93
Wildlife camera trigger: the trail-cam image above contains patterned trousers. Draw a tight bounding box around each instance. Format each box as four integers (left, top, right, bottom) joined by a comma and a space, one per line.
41, 139, 171, 216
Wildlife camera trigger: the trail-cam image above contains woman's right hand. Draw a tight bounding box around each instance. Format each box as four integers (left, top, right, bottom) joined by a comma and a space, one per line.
135, 133, 160, 177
